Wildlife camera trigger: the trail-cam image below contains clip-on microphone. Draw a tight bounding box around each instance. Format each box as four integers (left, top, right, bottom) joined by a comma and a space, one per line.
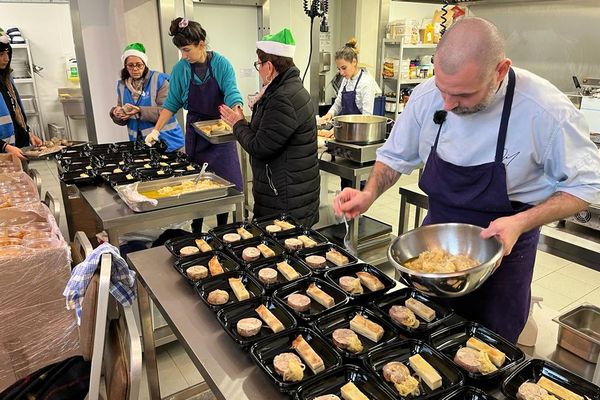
433, 110, 447, 125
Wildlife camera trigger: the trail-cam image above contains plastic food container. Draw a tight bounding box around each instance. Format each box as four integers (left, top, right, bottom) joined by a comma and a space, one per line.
23, 237, 62, 250
553, 304, 600, 363
22, 231, 55, 241
0, 237, 22, 246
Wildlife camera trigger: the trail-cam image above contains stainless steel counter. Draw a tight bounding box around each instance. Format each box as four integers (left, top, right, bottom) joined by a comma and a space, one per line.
128, 246, 599, 400
78, 184, 244, 244
397, 183, 600, 271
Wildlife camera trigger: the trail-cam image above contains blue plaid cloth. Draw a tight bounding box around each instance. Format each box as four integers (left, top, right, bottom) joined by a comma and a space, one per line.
63, 242, 137, 324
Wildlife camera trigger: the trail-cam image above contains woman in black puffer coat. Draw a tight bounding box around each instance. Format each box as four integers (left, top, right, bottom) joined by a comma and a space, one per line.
220, 28, 320, 227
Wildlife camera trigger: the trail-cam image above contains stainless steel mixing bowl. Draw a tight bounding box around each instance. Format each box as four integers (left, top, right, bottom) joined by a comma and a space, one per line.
388, 223, 504, 297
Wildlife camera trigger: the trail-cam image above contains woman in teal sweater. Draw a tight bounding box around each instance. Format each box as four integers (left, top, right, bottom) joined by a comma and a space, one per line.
149, 17, 243, 231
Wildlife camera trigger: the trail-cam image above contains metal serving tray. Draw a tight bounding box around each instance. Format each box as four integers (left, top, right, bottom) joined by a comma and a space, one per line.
192, 119, 236, 144
116, 172, 234, 212
553, 304, 600, 363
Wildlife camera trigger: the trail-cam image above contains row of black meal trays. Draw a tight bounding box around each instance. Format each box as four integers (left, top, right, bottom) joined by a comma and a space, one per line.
163, 214, 600, 400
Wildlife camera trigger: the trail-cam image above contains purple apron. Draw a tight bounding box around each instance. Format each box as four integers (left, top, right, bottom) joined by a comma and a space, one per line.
186, 53, 243, 191
340, 69, 364, 116
419, 68, 540, 343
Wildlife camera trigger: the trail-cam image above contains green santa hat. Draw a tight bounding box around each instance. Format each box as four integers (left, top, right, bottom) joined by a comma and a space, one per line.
256, 28, 296, 58
121, 42, 148, 66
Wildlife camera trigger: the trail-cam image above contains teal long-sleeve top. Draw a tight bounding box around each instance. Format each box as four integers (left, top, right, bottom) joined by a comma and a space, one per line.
163, 51, 243, 113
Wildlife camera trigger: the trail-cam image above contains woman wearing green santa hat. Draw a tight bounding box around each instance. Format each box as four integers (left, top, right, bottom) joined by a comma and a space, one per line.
220, 28, 320, 227
110, 42, 184, 152
0, 33, 42, 155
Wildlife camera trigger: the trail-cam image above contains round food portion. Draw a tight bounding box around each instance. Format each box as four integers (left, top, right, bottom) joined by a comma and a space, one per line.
287, 293, 311, 312
222, 233, 241, 243
207, 289, 229, 305
273, 352, 304, 381
382, 361, 410, 383
389, 305, 420, 328
186, 265, 208, 280
332, 328, 363, 353
305, 255, 326, 269
338, 276, 363, 295
179, 246, 199, 256
517, 382, 548, 400
258, 267, 278, 284
284, 238, 303, 251
236, 317, 263, 337
454, 347, 482, 373
313, 395, 341, 400
242, 246, 261, 262
265, 224, 282, 233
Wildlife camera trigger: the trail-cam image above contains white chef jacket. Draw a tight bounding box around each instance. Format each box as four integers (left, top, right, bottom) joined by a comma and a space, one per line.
377, 67, 600, 205
328, 70, 381, 116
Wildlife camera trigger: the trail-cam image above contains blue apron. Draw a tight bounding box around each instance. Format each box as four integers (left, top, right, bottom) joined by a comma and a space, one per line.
419, 68, 540, 343
185, 53, 243, 191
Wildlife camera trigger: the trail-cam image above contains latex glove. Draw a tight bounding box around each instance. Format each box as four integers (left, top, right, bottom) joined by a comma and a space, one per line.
29, 133, 43, 147
145, 129, 160, 147
5, 144, 27, 160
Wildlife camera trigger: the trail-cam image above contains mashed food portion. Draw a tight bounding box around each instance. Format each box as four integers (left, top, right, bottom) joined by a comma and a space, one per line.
140, 179, 223, 199
404, 248, 480, 273
198, 120, 232, 136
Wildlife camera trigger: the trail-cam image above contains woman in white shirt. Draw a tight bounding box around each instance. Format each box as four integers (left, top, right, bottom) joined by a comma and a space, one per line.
319, 38, 381, 123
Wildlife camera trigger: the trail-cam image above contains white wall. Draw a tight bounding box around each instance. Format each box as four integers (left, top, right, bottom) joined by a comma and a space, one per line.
0, 3, 76, 136
389, 1, 440, 26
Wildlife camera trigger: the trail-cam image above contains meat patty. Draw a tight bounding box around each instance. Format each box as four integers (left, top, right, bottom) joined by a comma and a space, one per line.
179, 246, 199, 256
258, 267, 278, 284
382, 361, 411, 384
287, 293, 311, 312
273, 352, 304, 381
332, 328, 363, 353
207, 289, 229, 305
236, 317, 263, 337
454, 347, 481, 373
313, 395, 341, 400
265, 224, 282, 233
242, 246, 261, 262
284, 238, 304, 251
186, 265, 208, 280
222, 233, 241, 243
305, 255, 326, 269
338, 276, 363, 295
389, 305, 420, 328
517, 382, 548, 400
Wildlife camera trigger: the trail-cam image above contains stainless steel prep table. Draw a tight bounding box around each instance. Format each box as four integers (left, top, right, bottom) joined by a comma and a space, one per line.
127, 246, 286, 400
397, 183, 600, 271
78, 184, 244, 244
127, 245, 599, 400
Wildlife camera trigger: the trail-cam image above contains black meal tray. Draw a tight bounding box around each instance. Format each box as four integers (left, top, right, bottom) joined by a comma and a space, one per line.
253, 213, 302, 232
164, 232, 221, 258
365, 339, 464, 399
312, 305, 400, 361
269, 227, 330, 253
247, 254, 313, 292
194, 270, 265, 311
171, 163, 200, 176
295, 364, 396, 400
324, 263, 396, 302
216, 296, 297, 348
134, 168, 173, 181
59, 171, 98, 186
249, 327, 342, 393
209, 221, 264, 246
296, 243, 358, 275
273, 277, 350, 323
104, 172, 140, 187
173, 250, 239, 285
228, 236, 286, 268
430, 321, 525, 383
501, 358, 600, 399
373, 288, 454, 336
440, 386, 499, 400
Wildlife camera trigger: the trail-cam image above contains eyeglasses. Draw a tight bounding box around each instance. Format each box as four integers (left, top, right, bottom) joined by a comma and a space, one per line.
126, 62, 145, 70
253, 61, 264, 71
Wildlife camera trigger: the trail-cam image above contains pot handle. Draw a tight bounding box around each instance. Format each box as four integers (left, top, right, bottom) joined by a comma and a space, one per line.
331, 116, 342, 129
386, 118, 395, 125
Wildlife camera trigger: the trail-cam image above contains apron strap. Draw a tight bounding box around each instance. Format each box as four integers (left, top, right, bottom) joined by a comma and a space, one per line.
495, 67, 516, 162
342, 69, 363, 93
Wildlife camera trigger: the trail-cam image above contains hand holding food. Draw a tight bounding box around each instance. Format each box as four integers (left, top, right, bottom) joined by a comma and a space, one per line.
145, 129, 160, 146
5, 144, 27, 161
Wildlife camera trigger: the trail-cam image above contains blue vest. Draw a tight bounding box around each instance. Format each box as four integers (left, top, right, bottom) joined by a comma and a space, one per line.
118, 71, 184, 152
0, 77, 25, 141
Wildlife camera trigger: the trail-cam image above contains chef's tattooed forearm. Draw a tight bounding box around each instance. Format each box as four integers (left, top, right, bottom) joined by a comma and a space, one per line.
368, 161, 401, 197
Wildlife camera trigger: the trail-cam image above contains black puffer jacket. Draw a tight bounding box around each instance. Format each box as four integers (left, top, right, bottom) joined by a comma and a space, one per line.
233, 67, 320, 227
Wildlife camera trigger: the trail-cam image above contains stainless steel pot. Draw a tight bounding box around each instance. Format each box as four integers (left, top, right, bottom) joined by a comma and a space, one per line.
332, 114, 393, 144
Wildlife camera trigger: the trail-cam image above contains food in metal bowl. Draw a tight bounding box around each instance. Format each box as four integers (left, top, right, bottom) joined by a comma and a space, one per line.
404, 248, 480, 273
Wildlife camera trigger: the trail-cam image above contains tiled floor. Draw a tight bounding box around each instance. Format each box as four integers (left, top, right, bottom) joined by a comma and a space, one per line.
29, 160, 600, 399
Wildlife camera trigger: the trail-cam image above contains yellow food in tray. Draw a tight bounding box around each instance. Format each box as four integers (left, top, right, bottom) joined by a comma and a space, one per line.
140, 179, 223, 199
404, 248, 480, 273
198, 120, 232, 136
